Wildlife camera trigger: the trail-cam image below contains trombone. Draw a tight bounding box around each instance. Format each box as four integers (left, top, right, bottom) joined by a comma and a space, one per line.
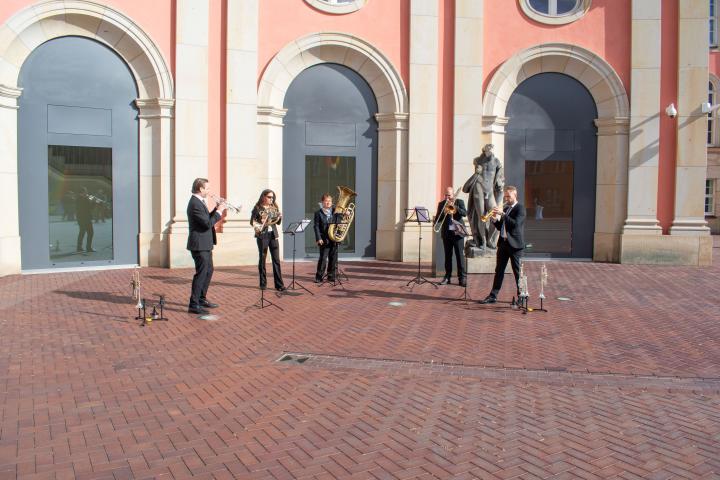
433, 186, 462, 233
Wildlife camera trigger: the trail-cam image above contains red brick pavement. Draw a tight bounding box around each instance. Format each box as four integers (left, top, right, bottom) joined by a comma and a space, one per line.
0, 248, 719, 479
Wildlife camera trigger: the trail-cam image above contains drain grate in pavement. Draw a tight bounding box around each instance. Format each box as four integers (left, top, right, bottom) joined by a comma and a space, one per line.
276, 353, 309, 364
274, 352, 720, 393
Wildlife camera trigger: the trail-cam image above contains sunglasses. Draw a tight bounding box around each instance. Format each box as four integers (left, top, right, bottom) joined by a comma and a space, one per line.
265, 195, 275, 199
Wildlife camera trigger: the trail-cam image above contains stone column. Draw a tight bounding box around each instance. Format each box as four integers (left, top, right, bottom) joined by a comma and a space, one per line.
136, 98, 175, 267
623, 0, 662, 236
0, 85, 22, 276
216, 0, 260, 266
594, 117, 630, 262
620, 0, 663, 263
453, 0, 483, 190
169, 0, 210, 268
376, 112, 409, 261
404, 0, 439, 262
669, 0, 712, 264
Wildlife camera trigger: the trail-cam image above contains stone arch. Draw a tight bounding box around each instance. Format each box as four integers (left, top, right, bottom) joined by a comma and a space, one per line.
257, 32, 408, 260
483, 43, 630, 262
0, 0, 175, 274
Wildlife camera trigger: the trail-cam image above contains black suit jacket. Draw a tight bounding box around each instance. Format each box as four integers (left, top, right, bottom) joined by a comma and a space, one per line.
313, 206, 336, 243
492, 202, 526, 249
186, 195, 221, 251
435, 199, 467, 239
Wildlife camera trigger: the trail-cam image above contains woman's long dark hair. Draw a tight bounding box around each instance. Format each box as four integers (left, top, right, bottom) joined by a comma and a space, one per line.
254, 189, 280, 211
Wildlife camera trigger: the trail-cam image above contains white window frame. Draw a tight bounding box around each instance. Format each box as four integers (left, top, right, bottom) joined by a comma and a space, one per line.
706, 178, 716, 216
709, 76, 720, 146
712, 0, 719, 48
304, 0, 367, 14
519, 0, 591, 25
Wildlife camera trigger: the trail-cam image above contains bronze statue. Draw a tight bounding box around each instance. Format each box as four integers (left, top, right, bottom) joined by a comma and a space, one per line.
462, 144, 504, 254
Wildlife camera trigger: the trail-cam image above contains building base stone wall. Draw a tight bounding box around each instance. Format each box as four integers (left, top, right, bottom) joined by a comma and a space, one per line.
0, 236, 21, 275
139, 233, 169, 268
620, 234, 713, 266
593, 232, 621, 263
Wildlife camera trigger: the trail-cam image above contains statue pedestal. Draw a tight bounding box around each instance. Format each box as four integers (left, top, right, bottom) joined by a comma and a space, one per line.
466, 254, 510, 274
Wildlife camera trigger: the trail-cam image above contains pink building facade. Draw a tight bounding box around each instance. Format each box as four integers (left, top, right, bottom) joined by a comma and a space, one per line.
0, 0, 714, 275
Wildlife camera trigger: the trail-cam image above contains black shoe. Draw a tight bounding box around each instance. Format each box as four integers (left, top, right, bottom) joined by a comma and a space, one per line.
314, 278, 322, 284
260, 285, 267, 290
479, 295, 496, 304
459, 279, 467, 287
188, 306, 209, 314
439, 277, 451, 285
200, 300, 218, 308
276, 286, 287, 292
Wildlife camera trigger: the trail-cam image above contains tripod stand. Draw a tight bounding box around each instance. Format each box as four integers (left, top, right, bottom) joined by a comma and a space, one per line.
283, 220, 313, 295
404, 207, 437, 288
248, 286, 283, 311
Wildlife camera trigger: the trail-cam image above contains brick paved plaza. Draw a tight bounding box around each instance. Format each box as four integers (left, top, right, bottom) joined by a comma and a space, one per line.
1, 244, 720, 479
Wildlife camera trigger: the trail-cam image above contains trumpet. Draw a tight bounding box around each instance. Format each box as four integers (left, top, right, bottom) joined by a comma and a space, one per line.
131, 268, 142, 309
433, 186, 462, 233
481, 202, 504, 222
210, 194, 241, 213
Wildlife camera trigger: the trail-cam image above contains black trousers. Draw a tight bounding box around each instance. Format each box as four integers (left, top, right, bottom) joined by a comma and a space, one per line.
76, 221, 94, 250
189, 250, 213, 307
490, 238, 523, 298
315, 240, 338, 281
442, 234, 466, 280
257, 233, 284, 289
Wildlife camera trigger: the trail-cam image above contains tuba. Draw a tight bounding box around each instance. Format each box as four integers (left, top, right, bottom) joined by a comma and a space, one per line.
329, 185, 357, 243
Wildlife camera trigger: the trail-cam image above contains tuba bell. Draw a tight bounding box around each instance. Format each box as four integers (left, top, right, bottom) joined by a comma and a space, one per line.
329, 185, 357, 243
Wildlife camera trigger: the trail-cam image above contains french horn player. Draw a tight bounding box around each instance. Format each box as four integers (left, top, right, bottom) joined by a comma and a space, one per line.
250, 189, 286, 291
434, 186, 467, 286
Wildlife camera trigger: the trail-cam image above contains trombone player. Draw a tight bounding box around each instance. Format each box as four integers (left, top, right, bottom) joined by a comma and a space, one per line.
434, 187, 467, 286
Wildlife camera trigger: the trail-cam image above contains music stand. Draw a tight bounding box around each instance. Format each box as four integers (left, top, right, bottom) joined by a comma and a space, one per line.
283, 219, 313, 295
447, 236, 473, 304
404, 207, 437, 288
321, 218, 349, 289
247, 286, 283, 311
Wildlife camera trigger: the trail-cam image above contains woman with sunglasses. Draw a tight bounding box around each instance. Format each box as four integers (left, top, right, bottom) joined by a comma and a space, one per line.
250, 189, 286, 291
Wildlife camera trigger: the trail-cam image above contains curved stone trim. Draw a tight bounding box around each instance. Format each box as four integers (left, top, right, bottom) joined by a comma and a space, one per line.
483, 43, 628, 119
258, 32, 407, 114
303, 0, 368, 14
0, 0, 173, 99
518, 0, 591, 26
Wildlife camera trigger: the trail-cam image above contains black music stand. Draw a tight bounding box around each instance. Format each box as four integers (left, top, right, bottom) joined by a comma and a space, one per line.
248, 286, 283, 311
404, 207, 437, 288
321, 218, 349, 289
283, 219, 313, 295
448, 237, 473, 304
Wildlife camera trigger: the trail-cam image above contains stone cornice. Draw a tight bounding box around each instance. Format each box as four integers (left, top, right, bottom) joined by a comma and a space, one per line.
257, 106, 288, 126
0, 85, 22, 110
136, 98, 175, 119
376, 112, 409, 130
595, 117, 630, 136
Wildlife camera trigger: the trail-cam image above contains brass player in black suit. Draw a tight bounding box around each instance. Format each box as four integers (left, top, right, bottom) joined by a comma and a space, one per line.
313, 193, 337, 283
480, 185, 526, 304
187, 178, 225, 314
435, 187, 468, 287
250, 189, 286, 291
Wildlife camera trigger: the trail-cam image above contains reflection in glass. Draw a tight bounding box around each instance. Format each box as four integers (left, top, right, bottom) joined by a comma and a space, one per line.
48, 145, 113, 262
305, 155, 356, 255
528, 0, 578, 15
524, 160, 573, 255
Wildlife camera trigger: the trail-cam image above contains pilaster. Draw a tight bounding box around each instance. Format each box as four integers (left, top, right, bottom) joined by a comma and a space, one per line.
0, 85, 22, 275
404, 0, 440, 262
376, 112, 409, 261
170, 0, 210, 268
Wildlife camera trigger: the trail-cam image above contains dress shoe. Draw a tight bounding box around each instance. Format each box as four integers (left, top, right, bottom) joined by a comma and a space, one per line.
314, 278, 322, 284
459, 278, 467, 287
276, 286, 287, 292
479, 295, 496, 304
200, 300, 218, 308
439, 277, 451, 285
188, 306, 209, 314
